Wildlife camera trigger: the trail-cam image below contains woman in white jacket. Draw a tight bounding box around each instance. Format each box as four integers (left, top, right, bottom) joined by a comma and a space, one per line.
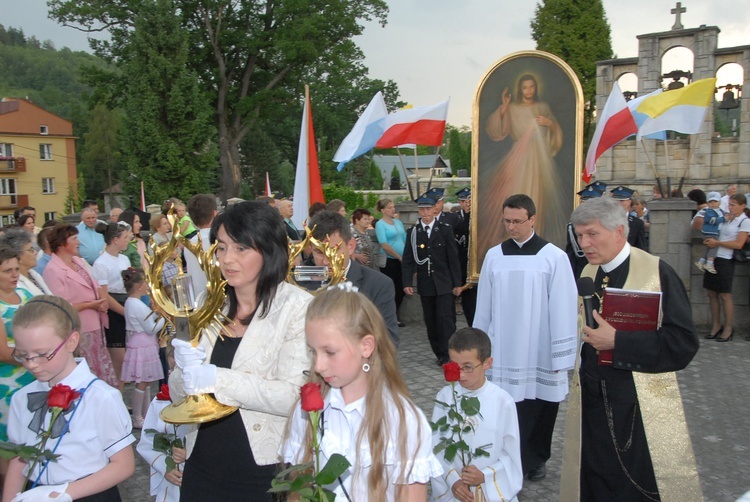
169, 201, 313, 501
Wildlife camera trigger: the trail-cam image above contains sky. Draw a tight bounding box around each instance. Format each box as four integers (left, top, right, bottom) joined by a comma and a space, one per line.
2, 0, 747, 127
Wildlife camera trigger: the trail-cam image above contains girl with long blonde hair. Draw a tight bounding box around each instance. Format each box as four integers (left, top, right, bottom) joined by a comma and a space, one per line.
282, 288, 441, 501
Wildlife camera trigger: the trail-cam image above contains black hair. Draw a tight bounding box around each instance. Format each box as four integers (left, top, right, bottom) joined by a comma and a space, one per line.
17, 214, 35, 228
308, 211, 351, 242
210, 201, 289, 323
47, 224, 78, 253
121, 267, 146, 294
448, 327, 492, 362
351, 208, 371, 224
686, 189, 706, 205
502, 193, 536, 217
95, 221, 131, 245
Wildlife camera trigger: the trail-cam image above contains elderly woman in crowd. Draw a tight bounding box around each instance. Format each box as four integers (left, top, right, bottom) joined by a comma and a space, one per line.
0, 245, 35, 445
170, 201, 313, 501
350, 208, 375, 268
1, 229, 52, 296
42, 223, 118, 386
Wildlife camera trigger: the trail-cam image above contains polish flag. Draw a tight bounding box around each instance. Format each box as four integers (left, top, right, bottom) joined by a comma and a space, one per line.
584, 82, 637, 182
376, 99, 449, 149
292, 87, 325, 229
264, 172, 272, 197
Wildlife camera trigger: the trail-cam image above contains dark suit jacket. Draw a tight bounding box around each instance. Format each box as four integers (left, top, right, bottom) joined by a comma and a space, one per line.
347, 260, 400, 347
284, 219, 300, 241
402, 220, 462, 296
628, 216, 647, 251
437, 211, 458, 229
453, 209, 470, 281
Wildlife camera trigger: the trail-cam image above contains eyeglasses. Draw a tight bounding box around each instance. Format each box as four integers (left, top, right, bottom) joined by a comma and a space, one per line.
502, 218, 529, 226
12, 331, 74, 364
459, 362, 483, 374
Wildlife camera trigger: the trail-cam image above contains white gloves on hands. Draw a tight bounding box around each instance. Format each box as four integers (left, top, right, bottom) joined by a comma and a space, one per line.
172, 339, 206, 369
12, 483, 72, 502
182, 364, 217, 395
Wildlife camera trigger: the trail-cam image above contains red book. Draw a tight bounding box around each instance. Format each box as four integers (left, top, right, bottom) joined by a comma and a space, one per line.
598, 288, 662, 366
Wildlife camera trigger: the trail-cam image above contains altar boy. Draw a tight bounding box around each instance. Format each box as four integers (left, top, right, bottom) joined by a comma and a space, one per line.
431, 328, 523, 501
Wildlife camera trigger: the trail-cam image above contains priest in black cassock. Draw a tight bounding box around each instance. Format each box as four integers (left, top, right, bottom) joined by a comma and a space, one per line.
402, 194, 462, 366
568, 196, 700, 501
453, 187, 476, 325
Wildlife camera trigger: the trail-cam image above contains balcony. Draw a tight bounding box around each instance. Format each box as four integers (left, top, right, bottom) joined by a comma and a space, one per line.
0, 194, 29, 210
0, 157, 26, 172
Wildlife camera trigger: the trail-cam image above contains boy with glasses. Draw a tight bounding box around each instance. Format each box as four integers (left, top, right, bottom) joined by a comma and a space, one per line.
431, 327, 523, 501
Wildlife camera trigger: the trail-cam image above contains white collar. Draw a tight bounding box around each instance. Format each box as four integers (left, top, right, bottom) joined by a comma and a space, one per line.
41, 358, 94, 391
513, 230, 535, 247
327, 387, 365, 416
601, 243, 631, 273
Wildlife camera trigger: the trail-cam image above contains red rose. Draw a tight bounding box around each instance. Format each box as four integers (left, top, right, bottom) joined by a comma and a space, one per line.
442, 362, 461, 382
47, 384, 81, 411
300, 383, 324, 412
156, 384, 171, 401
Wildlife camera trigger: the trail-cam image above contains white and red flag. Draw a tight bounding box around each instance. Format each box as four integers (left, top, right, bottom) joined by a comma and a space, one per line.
292, 86, 325, 229
376, 99, 449, 149
584, 82, 637, 182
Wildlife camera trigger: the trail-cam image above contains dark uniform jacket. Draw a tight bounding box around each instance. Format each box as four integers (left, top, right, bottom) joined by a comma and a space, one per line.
402, 220, 461, 296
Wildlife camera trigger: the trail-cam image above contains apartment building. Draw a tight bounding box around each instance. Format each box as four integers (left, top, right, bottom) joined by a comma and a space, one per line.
0, 97, 77, 226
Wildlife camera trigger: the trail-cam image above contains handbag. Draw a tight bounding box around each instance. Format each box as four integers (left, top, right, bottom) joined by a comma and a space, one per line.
733, 241, 750, 262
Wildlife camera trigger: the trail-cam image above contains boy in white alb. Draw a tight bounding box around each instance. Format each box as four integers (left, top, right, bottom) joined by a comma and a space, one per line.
431, 328, 523, 502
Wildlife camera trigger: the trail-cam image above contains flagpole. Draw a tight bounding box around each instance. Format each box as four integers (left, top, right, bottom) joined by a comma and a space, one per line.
413, 147, 420, 197
396, 147, 415, 201
639, 139, 664, 197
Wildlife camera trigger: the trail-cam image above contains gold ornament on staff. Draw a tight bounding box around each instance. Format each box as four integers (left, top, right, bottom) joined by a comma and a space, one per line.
286, 225, 347, 294
144, 208, 237, 424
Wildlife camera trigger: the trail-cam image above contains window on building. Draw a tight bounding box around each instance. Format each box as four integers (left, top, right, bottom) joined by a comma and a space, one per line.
0, 178, 18, 205
44, 211, 56, 222
40, 125, 49, 135
0, 143, 12, 157
0, 215, 14, 227
39, 144, 52, 160
42, 177, 55, 194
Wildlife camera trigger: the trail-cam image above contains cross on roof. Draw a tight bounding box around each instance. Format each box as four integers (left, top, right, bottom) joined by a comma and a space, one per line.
671, 2, 686, 30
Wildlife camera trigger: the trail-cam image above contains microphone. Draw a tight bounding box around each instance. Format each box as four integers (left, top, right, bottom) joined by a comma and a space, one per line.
577, 277, 598, 329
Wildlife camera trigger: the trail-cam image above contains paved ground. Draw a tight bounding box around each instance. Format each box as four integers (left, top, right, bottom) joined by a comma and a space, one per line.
121, 315, 750, 501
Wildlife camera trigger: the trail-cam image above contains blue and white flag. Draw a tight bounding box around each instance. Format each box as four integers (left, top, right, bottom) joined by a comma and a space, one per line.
333, 92, 388, 171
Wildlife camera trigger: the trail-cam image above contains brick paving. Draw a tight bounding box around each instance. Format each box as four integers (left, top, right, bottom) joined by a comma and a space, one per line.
121, 316, 750, 501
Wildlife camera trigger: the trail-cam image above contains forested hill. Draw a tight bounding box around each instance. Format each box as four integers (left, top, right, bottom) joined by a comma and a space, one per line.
0, 24, 103, 135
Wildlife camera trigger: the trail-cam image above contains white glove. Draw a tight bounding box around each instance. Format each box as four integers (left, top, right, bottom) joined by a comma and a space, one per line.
182, 364, 217, 395
172, 339, 206, 369
12, 484, 72, 502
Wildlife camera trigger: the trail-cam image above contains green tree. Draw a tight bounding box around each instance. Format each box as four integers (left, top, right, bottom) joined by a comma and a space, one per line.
79, 104, 122, 204
447, 127, 470, 175
50, 0, 389, 200
118, 0, 218, 204
530, 0, 613, 146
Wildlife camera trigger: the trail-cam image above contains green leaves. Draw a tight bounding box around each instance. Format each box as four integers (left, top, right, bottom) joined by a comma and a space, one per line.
314, 454, 350, 485
269, 454, 350, 501
429, 387, 493, 467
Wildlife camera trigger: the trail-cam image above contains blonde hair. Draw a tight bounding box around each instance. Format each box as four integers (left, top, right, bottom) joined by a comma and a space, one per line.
302, 288, 420, 500
13, 295, 81, 340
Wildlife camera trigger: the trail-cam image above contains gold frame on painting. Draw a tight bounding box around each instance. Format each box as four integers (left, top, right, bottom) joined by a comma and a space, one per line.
469, 50, 584, 282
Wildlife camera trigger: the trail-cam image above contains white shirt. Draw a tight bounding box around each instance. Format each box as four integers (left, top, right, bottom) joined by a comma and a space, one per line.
124, 297, 164, 335
8, 359, 135, 485
431, 381, 523, 502
716, 213, 750, 259
136, 398, 192, 502
282, 388, 443, 501
474, 241, 577, 402
183, 227, 211, 300
92, 252, 131, 294
720, 194, 731, 214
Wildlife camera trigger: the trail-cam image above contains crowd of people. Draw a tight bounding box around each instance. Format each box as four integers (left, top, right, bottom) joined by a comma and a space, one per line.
0, 178, 726, 501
